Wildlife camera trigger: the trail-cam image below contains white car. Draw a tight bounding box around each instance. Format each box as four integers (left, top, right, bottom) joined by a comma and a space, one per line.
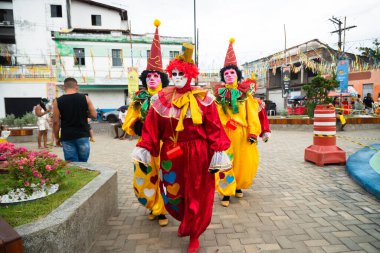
102, 110, 119, 123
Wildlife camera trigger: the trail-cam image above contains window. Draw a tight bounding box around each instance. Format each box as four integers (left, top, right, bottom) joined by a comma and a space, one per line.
112, 49, 122, 67
147, 50, 150, 60
91, 15, 101, 26
74, 48, 85, 66
170, 51, 179, 59
0, 9, 14, 24
51, 5, 62, 18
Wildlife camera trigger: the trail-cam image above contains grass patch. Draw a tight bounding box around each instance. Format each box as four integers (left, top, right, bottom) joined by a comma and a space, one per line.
0, 166, 99, 227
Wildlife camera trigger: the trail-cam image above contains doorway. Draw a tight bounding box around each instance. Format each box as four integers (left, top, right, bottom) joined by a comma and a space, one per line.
362, 83, 373, 97
4, 97, 41, 118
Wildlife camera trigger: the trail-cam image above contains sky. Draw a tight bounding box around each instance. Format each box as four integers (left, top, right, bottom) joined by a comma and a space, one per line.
100, 0, 380, 71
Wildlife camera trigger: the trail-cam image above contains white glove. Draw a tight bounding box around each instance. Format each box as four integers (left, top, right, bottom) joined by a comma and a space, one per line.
262, 132, 271, 143
131, 147, 151, 165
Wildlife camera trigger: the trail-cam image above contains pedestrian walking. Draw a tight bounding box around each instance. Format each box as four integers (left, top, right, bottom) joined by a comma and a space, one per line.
132, 43, 231, 253
123, 20, 169, 226
53, 77, 97, 162
214, 38, 261, 207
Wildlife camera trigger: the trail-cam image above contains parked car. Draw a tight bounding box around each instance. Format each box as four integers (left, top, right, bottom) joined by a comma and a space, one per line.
102, 110, 119, 123
101, 105, 129, 123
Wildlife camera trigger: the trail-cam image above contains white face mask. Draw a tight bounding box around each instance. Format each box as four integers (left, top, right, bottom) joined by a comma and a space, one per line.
171, 69, 188, 89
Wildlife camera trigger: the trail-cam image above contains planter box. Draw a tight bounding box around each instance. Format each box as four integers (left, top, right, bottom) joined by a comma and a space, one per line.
15, 163, 117, 253
7, 127, 38, 143
9, 129, 34, 136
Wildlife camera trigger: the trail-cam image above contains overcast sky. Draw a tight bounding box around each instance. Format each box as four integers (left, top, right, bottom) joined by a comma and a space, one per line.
102, 0, 380, 71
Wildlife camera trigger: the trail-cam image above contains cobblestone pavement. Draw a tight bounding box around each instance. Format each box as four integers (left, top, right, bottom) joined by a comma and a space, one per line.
20, 128, 380, 253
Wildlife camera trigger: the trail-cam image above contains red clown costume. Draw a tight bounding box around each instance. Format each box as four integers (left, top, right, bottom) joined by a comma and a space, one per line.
132, 43, 231, 253
244, 73, 271, 142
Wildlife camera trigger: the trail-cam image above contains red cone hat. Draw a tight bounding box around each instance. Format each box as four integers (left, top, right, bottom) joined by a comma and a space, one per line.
224, 38, 237, 67
146, 19, 163, 72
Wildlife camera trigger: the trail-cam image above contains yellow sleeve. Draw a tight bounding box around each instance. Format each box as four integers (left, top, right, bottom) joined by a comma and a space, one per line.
122, 101, 141, 136
246, 94, 262, 137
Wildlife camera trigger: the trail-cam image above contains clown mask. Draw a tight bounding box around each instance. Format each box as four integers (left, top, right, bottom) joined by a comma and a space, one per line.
171, 69, 188, 89
223, 68, 237, 85
146, 72, 162, 90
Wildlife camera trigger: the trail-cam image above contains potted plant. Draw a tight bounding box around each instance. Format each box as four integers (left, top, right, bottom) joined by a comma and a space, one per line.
0, 113, 37, 137
302, 74, 339, 117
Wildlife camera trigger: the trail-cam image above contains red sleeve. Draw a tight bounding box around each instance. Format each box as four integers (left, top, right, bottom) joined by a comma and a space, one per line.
203, 102, 231, 151
259, 109, 271, 137
136, 108, 161, 157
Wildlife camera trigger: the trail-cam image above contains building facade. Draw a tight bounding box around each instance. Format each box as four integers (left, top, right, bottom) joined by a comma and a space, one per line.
242, 39, 379, 112
0, 0, 190, 118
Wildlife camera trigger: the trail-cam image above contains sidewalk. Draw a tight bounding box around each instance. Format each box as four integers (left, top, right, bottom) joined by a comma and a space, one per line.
20, 129, 380, 253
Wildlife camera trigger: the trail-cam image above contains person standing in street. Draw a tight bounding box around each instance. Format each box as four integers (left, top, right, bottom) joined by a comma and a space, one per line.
34, 98, 51, 149
363, 93, 374, 114
53, 77, 97, 162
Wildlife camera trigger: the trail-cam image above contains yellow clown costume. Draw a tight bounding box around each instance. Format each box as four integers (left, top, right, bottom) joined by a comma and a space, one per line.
122, 20, 168, 225
214, 39, 261, 204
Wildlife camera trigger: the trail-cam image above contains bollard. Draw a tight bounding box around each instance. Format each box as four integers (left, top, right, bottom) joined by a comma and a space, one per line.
304, 104, 346, 166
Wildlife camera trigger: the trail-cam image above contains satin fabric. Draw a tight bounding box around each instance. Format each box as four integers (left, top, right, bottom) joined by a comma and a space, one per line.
215, 94, 261, 196
137, 91, 230, 239
124, 99, 166, 216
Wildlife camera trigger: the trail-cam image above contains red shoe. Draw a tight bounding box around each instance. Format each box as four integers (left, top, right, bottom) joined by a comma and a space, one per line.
188, 237, 199, 253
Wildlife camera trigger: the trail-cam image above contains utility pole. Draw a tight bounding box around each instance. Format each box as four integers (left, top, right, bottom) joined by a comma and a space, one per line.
329, 16, 357, 53
194, 0, 197, 67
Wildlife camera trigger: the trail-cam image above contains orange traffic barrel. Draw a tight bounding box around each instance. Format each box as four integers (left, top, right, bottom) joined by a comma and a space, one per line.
313, 106, 337, 146
304, 104, 346, 166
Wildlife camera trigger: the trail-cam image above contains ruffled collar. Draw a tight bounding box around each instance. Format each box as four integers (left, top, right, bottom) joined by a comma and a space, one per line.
214, 82, 251, 114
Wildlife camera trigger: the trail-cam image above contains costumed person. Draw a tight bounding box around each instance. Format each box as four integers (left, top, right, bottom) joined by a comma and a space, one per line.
132, 43, 231, 253
214, 38, 262, 207
123, 20, 169, 226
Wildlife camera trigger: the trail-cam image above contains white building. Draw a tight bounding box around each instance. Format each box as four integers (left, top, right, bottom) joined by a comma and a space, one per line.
0, 0, 191, 118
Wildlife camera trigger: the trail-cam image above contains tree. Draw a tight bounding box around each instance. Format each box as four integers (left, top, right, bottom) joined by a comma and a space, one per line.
302, 74, 339, 117
358, 39, 380, 66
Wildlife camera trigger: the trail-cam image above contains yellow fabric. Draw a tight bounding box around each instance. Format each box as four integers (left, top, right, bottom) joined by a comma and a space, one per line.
148, 83, 162, 96
133, 147, 166, 215
215, 93, 261, 196
225, 79, 238, 89
339, 114, 346, 125
122, 101, 141, 136
123, 86, 162, 135
125, 87, 166, 215
171, 89, 207, 131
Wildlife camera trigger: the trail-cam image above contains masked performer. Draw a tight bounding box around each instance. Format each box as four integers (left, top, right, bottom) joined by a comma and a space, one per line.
123, 20, 169, 226
214, 39, 261, 207
132, 43, 231, 253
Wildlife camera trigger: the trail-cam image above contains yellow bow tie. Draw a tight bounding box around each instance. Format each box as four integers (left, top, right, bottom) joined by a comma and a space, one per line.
225, 79, 238, 89
172, 90, 207, 131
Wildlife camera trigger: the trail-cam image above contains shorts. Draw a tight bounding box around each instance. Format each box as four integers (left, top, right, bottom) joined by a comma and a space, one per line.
37, 120, 49, 131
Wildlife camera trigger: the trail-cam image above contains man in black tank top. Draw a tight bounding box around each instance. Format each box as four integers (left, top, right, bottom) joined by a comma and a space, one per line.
53, 78, 97, 162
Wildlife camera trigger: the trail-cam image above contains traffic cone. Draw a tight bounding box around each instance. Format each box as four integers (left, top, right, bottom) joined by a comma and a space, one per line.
304, 104, 346, 166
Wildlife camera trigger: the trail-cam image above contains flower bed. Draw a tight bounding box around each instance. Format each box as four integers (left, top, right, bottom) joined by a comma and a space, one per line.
0, 142, 67, 204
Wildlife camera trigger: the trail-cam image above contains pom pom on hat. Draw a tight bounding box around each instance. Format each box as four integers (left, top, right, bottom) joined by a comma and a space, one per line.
154, 19, 161, 27
229, 38, 235, 44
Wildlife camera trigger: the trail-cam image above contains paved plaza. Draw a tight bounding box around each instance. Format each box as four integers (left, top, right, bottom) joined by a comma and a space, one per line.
21, 128, 380, 253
